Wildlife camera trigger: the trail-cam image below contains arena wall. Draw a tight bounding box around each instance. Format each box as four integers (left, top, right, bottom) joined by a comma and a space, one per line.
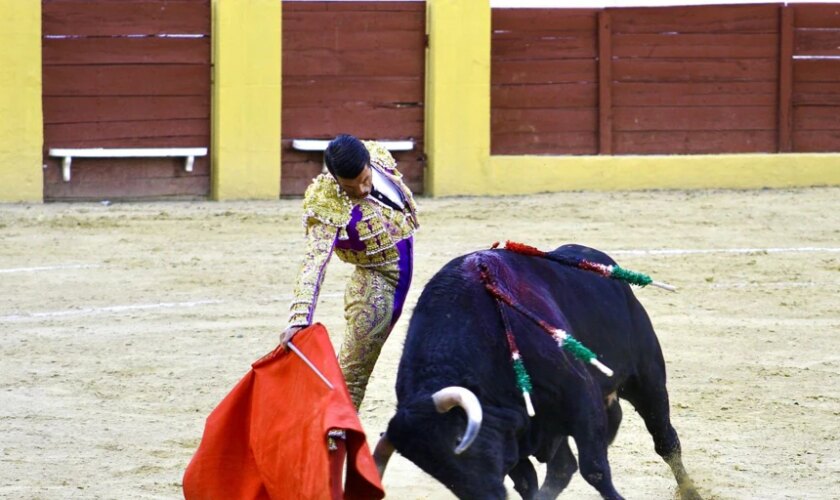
0, 1, 43, 202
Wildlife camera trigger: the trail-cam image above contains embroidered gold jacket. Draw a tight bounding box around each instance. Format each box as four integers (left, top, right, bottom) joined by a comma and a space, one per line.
287, 141, 419, 328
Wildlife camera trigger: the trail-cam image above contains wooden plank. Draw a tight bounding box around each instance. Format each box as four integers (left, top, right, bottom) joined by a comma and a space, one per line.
492, 83, 597, 109
793, 4, 840, 29
598, 11, 613, 155
283, 49, 424, 77
794, 59, 840, 82
779, 6, 794, 152
283, 11, 425, 31
614, 130, 777, 154
45, 119, 209, 144
793, 82, 840, 106
792, 130, 840, 151
43, 37, 210, 65
281, 107, 422, 138
43, 96, 209, 125
43, 135, 209, 150
610, 5, 779, 34
613, 82, 777, 106
491, 131, 597, 155
492, 60, 597, 85
283, 28, 425, 52
43, 65, 210, 96
793, 106, 840, 130
613, 59, 777, 83
794, 29, 840, 56
492, 33, 597, 61
283, 78, 423, 107
43, 1, 210, 36
492, 108, 597, 134
324, 1, 426, 12
613, 106, 776, 131
492, 9, 598, 32
45, 171, 211, 201
613, 33, 778, 59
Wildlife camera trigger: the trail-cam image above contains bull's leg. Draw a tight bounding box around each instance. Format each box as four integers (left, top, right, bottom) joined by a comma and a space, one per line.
565, 394, 623, 500
574, 436, 623, 500
622, 380, 702, 500
508, 458, 538, 500
536, 437, 577, 500
605, 393, 622, 445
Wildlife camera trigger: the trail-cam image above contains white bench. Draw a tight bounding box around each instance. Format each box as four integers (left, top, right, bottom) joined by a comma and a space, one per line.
48, 147, 209, 182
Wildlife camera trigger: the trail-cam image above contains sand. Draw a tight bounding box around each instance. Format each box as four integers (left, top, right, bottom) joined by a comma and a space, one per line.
1, 187, 838, 499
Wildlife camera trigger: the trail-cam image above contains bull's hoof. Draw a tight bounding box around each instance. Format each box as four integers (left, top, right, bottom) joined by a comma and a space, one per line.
679, 486, 703, 500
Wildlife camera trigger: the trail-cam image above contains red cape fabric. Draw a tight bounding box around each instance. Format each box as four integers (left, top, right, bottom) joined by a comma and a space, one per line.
183, 324, 385, 500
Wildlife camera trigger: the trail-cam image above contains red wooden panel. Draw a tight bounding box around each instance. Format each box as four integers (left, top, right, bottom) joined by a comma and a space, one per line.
614, 130, 777, 154
492, 34, 597, 61
613, 106, 776, 131
779, 6, 794, 152
493, 60, 597, 85
793, 82, 840, 106
45, 170, 210, 201
43, 1, 210, 36
492, 109, 597, 134
282, 107, 422, 138
794, 106, 840, 130
492, 83, 596, 109
598, 11, 613, 155
43, 37, 210, 65
795, 30, 840, 56
613, 82, 777, 106
283, 77, 423, 107
492, 9, 598, 32
283, 1, 424, 13
284, 28, 424, 52
613, 33, 778, 58
43, 96, 209, 124
46, 119, 209, 144
491, 132, 597, 155
283, 49, 424, 77
613, 59, 777, 83
283, 11, 424, 31
610, 5, 779, 34
792, 130, 840, 151
793, 4, 840, 28
794, 59, 840, 82
43, 65, 210, 96
43, 135, 209, 149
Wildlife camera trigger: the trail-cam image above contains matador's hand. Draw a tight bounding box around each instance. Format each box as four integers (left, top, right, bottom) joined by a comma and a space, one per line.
279, 325, 305, 349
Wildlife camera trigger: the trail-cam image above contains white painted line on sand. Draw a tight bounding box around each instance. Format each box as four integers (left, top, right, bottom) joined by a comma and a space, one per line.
0, 300, 223, 323
0, 264, 101, 274
611, 247, 840, 257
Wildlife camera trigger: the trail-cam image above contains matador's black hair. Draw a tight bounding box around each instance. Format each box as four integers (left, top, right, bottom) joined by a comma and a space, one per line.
324, 134, 369, 179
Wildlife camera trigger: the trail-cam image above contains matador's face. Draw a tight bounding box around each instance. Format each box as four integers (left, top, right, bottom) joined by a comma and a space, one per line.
337, 165, 373, 200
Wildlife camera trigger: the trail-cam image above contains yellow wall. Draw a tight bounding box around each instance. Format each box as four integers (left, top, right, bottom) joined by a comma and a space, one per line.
425, 0, 491, 197
212, 0, 282, 200
486, 154, 840, 195
0, 1, 43, 202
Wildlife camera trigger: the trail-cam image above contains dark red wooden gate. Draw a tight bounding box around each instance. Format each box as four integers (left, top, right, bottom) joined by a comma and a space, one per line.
281, 0, 426, 196
42, 0, 212, 200
491, 3, 840, 156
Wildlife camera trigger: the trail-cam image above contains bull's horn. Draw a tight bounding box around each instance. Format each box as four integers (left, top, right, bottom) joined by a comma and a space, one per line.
431, 386, 483, 455
372, 433, 395, 479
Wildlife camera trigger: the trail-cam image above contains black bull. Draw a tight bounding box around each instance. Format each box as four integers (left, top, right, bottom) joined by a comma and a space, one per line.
374, 245, 701, 500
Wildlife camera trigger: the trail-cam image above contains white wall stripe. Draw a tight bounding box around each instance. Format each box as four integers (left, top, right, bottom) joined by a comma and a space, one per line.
0, 264, 101, 274
611, 247, 840, 257
0, 300, 223, 323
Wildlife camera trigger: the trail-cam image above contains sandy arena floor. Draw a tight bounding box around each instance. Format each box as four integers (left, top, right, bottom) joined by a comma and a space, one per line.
1, 188, 839, 499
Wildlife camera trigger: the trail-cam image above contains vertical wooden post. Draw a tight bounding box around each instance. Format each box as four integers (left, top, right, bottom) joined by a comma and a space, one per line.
598, 11, 613, 155
778, 5, 794, 153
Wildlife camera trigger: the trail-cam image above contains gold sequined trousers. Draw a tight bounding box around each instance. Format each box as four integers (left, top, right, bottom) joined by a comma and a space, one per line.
338, 263, 401, 410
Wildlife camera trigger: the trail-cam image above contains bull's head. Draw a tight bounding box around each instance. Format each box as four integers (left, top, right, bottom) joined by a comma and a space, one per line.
373, 386, 483, 477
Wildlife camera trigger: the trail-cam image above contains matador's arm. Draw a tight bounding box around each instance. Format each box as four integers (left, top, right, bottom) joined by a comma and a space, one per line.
287, 220, 339, 328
